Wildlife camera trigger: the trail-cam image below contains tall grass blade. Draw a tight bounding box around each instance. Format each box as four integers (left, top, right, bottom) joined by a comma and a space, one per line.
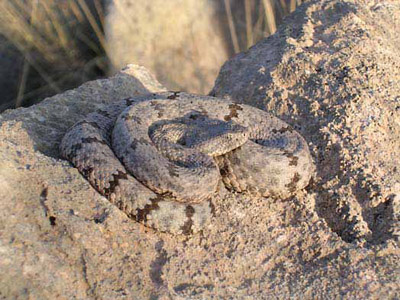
224, 0, 240, 53
290, 0, 296, 12
262, 0, 277, 35
245, 0, 254, 48
75, 0, 107, 54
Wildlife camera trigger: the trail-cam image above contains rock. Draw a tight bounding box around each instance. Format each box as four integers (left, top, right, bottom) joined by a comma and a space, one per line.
0, 65, 167, 298
105, 0, 228, 94
1, 2, 399, 300
211, 0, 400, 244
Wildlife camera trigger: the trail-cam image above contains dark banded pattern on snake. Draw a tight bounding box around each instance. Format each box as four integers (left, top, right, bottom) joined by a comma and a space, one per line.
60, 92, 315, 234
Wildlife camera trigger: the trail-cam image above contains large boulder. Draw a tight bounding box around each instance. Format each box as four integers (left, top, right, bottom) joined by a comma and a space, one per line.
211, 0, 400, 243
1, 1, 399, 299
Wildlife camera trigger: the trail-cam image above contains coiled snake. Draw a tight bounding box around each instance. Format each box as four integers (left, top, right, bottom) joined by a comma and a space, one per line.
60, 92, 314, 234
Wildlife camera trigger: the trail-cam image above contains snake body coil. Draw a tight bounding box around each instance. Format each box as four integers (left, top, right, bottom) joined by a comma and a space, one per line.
60, 92, 314, 234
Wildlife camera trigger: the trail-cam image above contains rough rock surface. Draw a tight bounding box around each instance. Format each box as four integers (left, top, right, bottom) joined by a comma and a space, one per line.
1, 1, 399, 299
212, 0, 400, 244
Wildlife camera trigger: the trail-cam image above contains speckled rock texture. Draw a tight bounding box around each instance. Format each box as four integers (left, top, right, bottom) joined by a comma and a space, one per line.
1, 1, 399, 299
212, 0, 400, 244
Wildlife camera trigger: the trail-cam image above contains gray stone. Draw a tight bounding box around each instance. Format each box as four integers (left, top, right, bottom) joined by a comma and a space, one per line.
211, 0, 400, 244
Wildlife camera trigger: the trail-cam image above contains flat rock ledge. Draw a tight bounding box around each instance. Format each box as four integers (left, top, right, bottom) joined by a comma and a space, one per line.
1, 0, 399, 299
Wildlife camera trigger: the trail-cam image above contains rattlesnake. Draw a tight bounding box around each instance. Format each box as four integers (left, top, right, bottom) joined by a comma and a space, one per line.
60, 92, 314, 234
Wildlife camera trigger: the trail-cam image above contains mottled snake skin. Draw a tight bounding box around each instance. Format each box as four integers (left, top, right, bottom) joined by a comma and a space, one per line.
60, 92, 315, 234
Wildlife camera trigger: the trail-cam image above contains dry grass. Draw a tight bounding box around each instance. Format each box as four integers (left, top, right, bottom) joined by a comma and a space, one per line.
224, 0, 302, 53
0, 0, 107, 109
0, 0, 302, 110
